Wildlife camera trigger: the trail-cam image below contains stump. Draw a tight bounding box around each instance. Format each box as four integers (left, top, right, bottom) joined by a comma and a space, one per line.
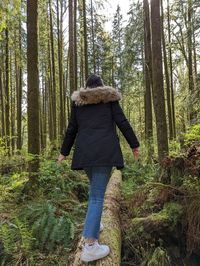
71, 169, 122, 266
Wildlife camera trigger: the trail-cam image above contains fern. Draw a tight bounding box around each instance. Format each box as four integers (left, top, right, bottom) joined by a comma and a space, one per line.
24, 201, 75, 252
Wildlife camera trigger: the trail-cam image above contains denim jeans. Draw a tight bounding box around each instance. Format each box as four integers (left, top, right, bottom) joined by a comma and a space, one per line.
82, 166, 112, 240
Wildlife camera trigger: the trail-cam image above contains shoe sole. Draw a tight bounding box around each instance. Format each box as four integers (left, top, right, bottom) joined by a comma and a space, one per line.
80, 249, 110, 262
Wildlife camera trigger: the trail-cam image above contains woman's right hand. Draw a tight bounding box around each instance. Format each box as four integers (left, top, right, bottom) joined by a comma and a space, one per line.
57, 154, 66, 163
132, 147, 139, 160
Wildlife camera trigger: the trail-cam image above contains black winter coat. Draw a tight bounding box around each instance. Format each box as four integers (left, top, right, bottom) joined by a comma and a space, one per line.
60, 86, 140, 170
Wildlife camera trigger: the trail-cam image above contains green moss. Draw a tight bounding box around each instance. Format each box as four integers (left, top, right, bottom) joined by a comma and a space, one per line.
131, 202, 183, 237
147, 247, 169, 266
159, 202, 183, 226
184, 124, 200, 144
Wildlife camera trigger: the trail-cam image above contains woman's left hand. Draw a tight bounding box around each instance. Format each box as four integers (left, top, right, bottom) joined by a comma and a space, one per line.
57, 154, 66, 163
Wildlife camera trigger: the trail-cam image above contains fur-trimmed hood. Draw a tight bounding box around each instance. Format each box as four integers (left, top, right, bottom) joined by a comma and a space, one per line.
71, 86, 122, 106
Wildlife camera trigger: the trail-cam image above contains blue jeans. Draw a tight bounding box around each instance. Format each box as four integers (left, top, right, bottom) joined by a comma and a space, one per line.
82, 166, 112, 240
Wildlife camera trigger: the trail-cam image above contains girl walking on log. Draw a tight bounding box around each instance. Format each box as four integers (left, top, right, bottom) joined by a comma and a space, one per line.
58, 74, 140, 262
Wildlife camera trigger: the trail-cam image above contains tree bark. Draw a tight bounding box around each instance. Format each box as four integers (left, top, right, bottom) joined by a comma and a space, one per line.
83, 0, 88, 81
16, 17, 22, 150
49, 0, 57, 140
71, 170, 122, 266
161, 0, 173, 140
187, 0, 195, 123
150, 0, 168, 162
90, 0, 96, 74
143, 0, 153, 160
74, 0, 78, 89
5, 28, 10, 154
69, 0, 75, 93
0, 68, 5, 137
167, 0, 176, 139
27, 0, 40, 176
56, 0, 64, 137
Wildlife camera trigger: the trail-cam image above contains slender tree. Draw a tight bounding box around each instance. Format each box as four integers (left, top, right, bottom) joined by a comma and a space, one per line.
56, 0, 64, 137
161, 0, 173, 140
143, 0, 153, 159
167, 0, 176, 138
187, 0, 195, 123
5, 28, 10, 154
48, 0, 57, 140
27, 0, 40, 177
69, 0, 75, 93
16, 17, 22, 150
83, 0, 88, 80
150, 0, 168, 161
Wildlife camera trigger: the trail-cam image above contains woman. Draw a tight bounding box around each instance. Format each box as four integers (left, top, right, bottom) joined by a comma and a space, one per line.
58, 74, 140, 262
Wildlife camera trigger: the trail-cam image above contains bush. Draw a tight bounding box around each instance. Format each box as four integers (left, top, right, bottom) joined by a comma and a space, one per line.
184, 124, 200, 144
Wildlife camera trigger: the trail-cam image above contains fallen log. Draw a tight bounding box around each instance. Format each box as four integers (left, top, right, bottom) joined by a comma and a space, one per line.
71, 169, 122, 266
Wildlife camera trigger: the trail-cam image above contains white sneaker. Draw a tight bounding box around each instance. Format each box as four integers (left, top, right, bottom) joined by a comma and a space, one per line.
80, 241, 110, 262
100, 222, 104, 232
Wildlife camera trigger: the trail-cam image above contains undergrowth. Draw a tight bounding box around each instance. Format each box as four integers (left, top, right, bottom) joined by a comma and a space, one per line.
0, 155, 89, 265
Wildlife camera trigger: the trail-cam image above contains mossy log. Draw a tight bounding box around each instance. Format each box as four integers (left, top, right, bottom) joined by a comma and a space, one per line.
132, 202, 183, 236
71, 169, 122, 266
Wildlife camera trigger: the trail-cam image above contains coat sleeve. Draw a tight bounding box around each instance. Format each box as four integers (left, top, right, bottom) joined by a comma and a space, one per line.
60, 104, 78, 156
111, 101, 140, 149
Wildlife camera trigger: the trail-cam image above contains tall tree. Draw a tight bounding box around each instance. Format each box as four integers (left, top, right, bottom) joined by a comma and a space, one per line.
167, 0, 176, 138
161, 0, 173, 140
48, 0, 57, 140
83, 0, 88, 80
69, 0, 75, 93
56, 0, 64, 137
187, 0, 195, 123
143, 0, 153, 159
27, 0, 40, 176
150, 0, 168, 161
16, 17, 23, 150
5, 28, 10, 154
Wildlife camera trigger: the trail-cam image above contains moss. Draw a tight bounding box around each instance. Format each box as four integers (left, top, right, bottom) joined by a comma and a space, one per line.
147, 247, 169, 266
148, 202, 183, 226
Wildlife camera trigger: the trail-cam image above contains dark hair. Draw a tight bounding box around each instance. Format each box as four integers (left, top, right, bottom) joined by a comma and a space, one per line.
85, 74, 104, 88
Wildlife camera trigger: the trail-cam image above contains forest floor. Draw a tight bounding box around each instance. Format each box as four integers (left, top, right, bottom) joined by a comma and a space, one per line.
0, 138, 200, 265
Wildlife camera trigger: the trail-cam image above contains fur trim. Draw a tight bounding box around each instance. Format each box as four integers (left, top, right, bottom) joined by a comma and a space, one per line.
71, 86, 122, 106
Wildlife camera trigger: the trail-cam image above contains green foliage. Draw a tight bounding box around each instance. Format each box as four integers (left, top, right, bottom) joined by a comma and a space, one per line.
168, 140, 181, 157
39, 159, 88, 200
24, 201, 75, 252
182, 175, 200, 194
151, 202, 183, 227
184, 124, 200, 144
0, 218, 34, 262
122, 162, 157, 196
147, 247, 169, 266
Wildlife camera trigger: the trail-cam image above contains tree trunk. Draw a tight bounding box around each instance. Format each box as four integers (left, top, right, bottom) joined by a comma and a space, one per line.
5, 28, 10, 154
167, 0, 176, 139
10, 50, 15, 154
16, 18, 22, 150
69, 0, 75, 93
161, 0, 173, 140
150, 0, 168, 162
49, 0, 57, 140
187, 0, 195, 123
27, 0, 40, 178
56, 0, 64, 138
0, 69, 5, 137
83, 0, 88, 81
74, 0, 78, 89
90, 0, 96, 74
143, 0, 153, 160
71, 170, 122, 266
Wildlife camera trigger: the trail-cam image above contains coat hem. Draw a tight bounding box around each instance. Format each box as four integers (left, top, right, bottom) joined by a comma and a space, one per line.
71, 163, 124, 170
